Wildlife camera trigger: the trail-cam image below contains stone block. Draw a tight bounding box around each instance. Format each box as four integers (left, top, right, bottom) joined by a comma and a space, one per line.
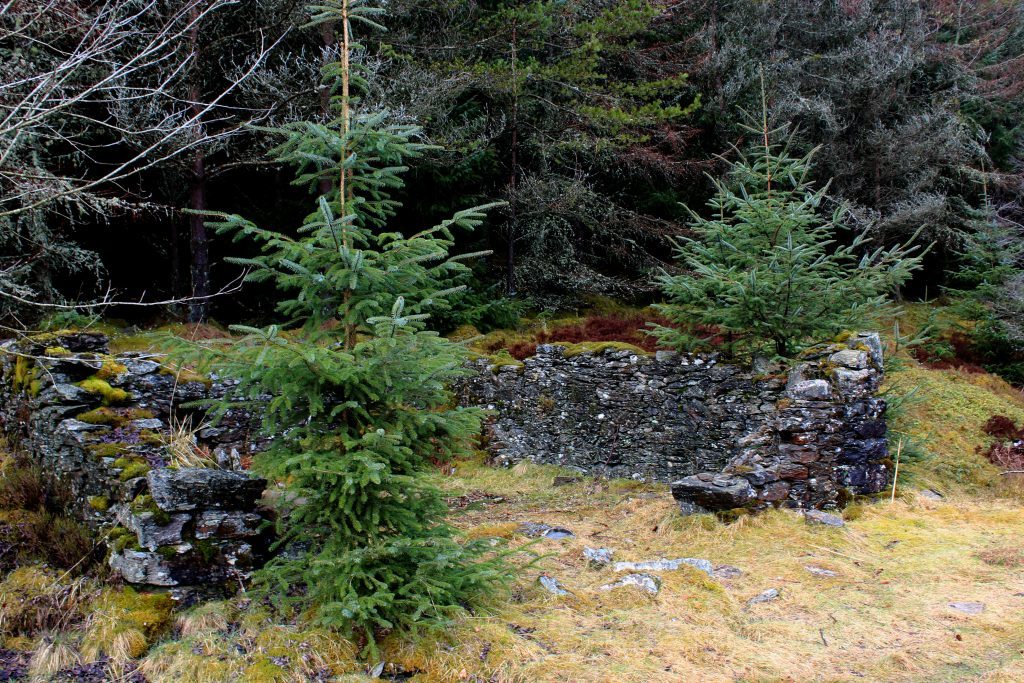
194, 510, 264, 540
148, 468, 266, 512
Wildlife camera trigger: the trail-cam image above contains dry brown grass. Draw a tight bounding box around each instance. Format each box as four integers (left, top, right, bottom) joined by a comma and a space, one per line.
162, 415, 219, 469
382, 469, 1024, 682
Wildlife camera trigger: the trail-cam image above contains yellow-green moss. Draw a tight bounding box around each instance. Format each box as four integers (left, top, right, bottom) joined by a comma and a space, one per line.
76, 407, 154, 427
43, 346, 71, 358
87, 442, 128, 459
131, 495, 170, 525
241, 658, 288, 683
138, 430, 163, 447
77, 377, 130, 405
81, 587, 173, 662
487, 349, 524, 371
87, 495, 110, 512
77, 407, 121, 426
11, 356, 38, 395
95, 359, 128, 381
107, 526, 138, 553
115, 459, 150, 481
559, 341, 651, 358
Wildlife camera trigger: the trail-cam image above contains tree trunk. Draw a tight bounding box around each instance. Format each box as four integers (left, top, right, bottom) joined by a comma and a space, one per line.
188, 150, 210, 322
169, 219, 181, 314
505, 21, 519, 296
318, 21, 336, 198
186, 6, 209, 323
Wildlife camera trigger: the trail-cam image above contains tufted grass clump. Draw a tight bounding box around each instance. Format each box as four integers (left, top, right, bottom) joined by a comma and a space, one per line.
0, 567, 89, 638
28, 633, 81, 680
80, 588, 172, 665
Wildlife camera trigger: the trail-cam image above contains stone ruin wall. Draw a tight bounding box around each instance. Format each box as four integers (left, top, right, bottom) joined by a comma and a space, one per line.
0, 329, 889, 591
0, 331, 269, 595
458, 332, 889, 512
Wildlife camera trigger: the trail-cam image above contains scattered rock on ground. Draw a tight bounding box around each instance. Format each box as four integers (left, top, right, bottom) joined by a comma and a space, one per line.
713, 564, 743, 580
538, 575, 570, 596
747, 588, 780, 606
948, 601, 985, 615
517, 522, 575, 539
613, 557, 714, 577
553, 476, 583, 487
584, 547, 614, 568
804, 566, 838, 577
919, 489, 944, 500
600, 573, 661, 595
804, 510, 845, 527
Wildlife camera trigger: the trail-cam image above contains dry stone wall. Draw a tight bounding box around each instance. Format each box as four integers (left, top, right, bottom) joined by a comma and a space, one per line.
458, 333, 889, 511
0, 332, 269, 593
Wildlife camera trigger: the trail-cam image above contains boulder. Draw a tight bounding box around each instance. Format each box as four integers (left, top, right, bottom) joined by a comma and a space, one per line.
804, 509, 845, 528
584, 547, 614, 568
671, 474, 755, 512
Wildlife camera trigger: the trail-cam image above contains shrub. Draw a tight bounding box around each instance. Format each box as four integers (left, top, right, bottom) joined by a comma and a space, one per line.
981, 415, 1024, 473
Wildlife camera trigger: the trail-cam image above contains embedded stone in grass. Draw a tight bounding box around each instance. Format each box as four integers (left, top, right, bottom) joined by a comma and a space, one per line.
804, 566, 838, 578
747, 588, 780, 606
919, 489, 943, 500
613, 557, 714, 578
517, 522, 574, 540
600, 573, 661, 595
804, 510, 845, 527
713, 564, 743, 580
538, 575, 570, 596
948, 601, 985, 615
584, 547, 614, 568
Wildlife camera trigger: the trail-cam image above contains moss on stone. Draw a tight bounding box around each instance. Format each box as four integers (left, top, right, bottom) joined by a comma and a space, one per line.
12, 355, 36, 394
107, 526, 136, 553
77, 377, 130, 405
138, 430, 163, 447
95, 359, 128, 381
155, 545, 180, 560
87, 442, 128, 459
192, 539, 219, 564
77, 407, 122, 426
77, 407, 154, 427
43, 346, 71, 358
118, 461, 151, 482
87, 495, 110, 512
487, 349, 524, 372
131, 494, 170, 525
559, 341, 651, 358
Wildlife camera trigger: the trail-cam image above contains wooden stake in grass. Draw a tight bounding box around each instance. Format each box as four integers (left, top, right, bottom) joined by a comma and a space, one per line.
891, 438, 903, 502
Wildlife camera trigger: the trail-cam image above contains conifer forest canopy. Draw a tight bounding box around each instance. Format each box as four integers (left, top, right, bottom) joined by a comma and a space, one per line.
2, 0, 1021, 332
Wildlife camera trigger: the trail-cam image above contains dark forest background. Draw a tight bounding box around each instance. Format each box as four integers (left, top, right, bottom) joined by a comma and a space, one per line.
3, 0, 1022, 328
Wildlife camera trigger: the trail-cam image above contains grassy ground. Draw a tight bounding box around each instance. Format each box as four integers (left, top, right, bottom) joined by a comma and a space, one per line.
4, 316, 1024, 681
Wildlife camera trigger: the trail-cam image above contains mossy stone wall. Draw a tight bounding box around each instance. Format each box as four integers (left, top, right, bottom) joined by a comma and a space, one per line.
458, 334, 888, 511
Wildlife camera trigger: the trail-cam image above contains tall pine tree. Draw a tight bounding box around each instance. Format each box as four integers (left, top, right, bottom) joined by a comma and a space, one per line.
170, 0, 510, 654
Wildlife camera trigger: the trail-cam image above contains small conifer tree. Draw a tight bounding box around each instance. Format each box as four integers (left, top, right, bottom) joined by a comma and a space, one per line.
651, 89, 924, 358
171, 0, 509, 654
